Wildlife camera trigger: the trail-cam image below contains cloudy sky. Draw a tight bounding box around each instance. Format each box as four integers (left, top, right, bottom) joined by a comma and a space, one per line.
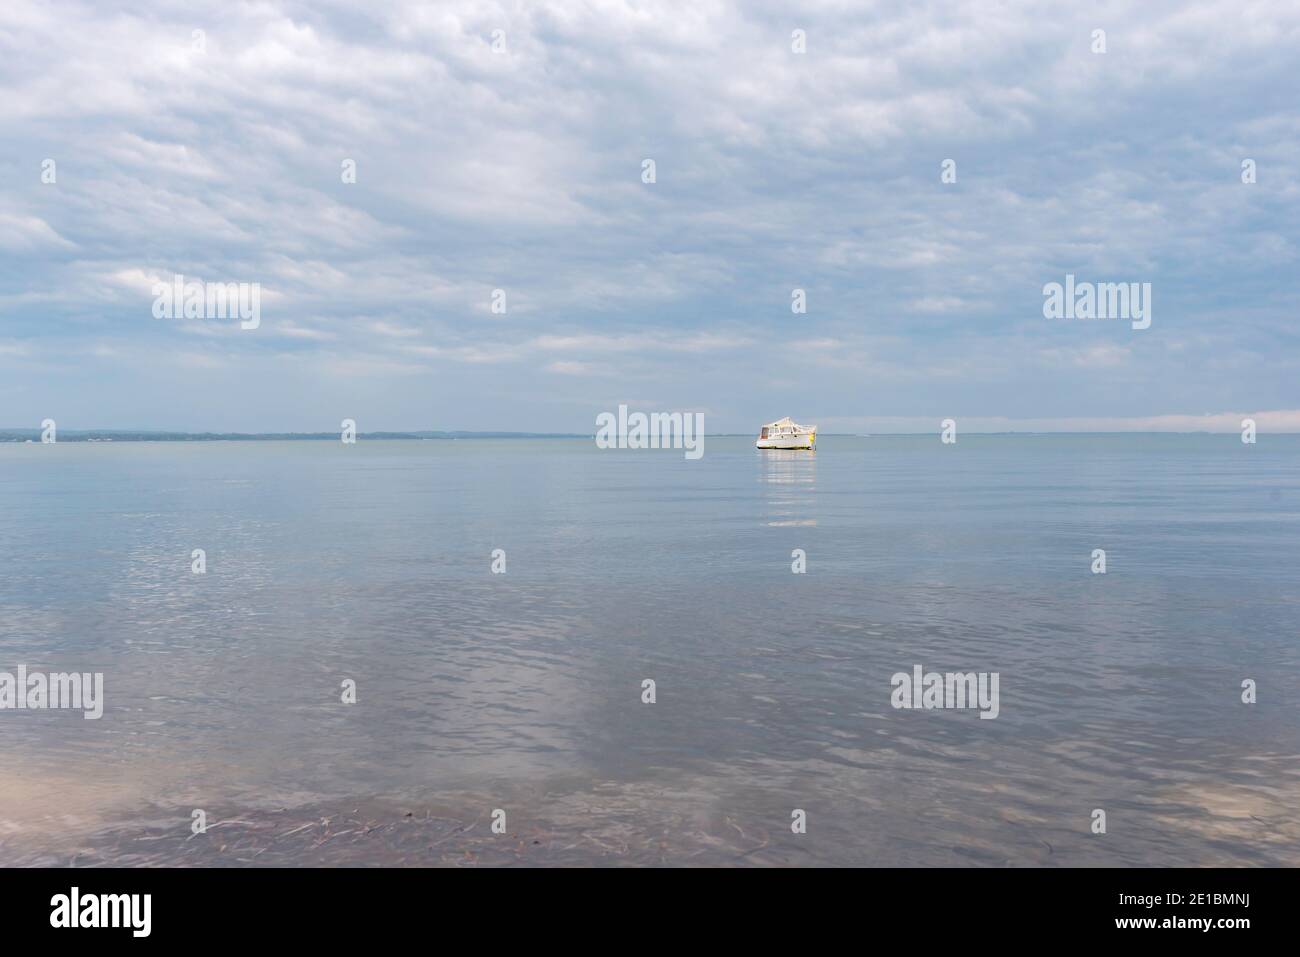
1, 0, 1297, 433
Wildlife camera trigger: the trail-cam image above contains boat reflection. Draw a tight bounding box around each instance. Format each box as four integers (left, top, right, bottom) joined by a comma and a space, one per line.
758, 447, 817, 526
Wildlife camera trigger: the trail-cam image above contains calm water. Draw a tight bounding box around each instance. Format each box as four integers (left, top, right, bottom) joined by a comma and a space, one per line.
1, 435, 1298, 866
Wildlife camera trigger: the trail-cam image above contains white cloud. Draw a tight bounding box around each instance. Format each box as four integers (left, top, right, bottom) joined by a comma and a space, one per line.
0, 212, 75, 251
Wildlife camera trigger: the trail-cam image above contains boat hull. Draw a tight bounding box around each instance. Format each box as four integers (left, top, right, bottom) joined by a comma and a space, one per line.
756, 432, 816, 450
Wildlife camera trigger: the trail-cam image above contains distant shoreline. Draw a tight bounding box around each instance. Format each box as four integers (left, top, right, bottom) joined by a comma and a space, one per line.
2, 430, 1295, 443
0, 430, 590, 442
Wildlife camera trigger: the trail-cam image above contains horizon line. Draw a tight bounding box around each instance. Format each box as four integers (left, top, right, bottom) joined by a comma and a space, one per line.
2, 428, 1295, 441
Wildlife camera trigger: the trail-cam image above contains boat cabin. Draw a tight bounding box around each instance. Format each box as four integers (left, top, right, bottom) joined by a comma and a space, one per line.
760, 417, 799, 439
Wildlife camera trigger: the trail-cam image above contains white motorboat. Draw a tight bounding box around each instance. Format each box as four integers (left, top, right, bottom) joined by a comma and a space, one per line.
756, 417, 817, 450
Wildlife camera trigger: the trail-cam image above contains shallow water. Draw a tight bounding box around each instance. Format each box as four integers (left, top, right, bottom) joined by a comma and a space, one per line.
1, 435, 1297, 866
